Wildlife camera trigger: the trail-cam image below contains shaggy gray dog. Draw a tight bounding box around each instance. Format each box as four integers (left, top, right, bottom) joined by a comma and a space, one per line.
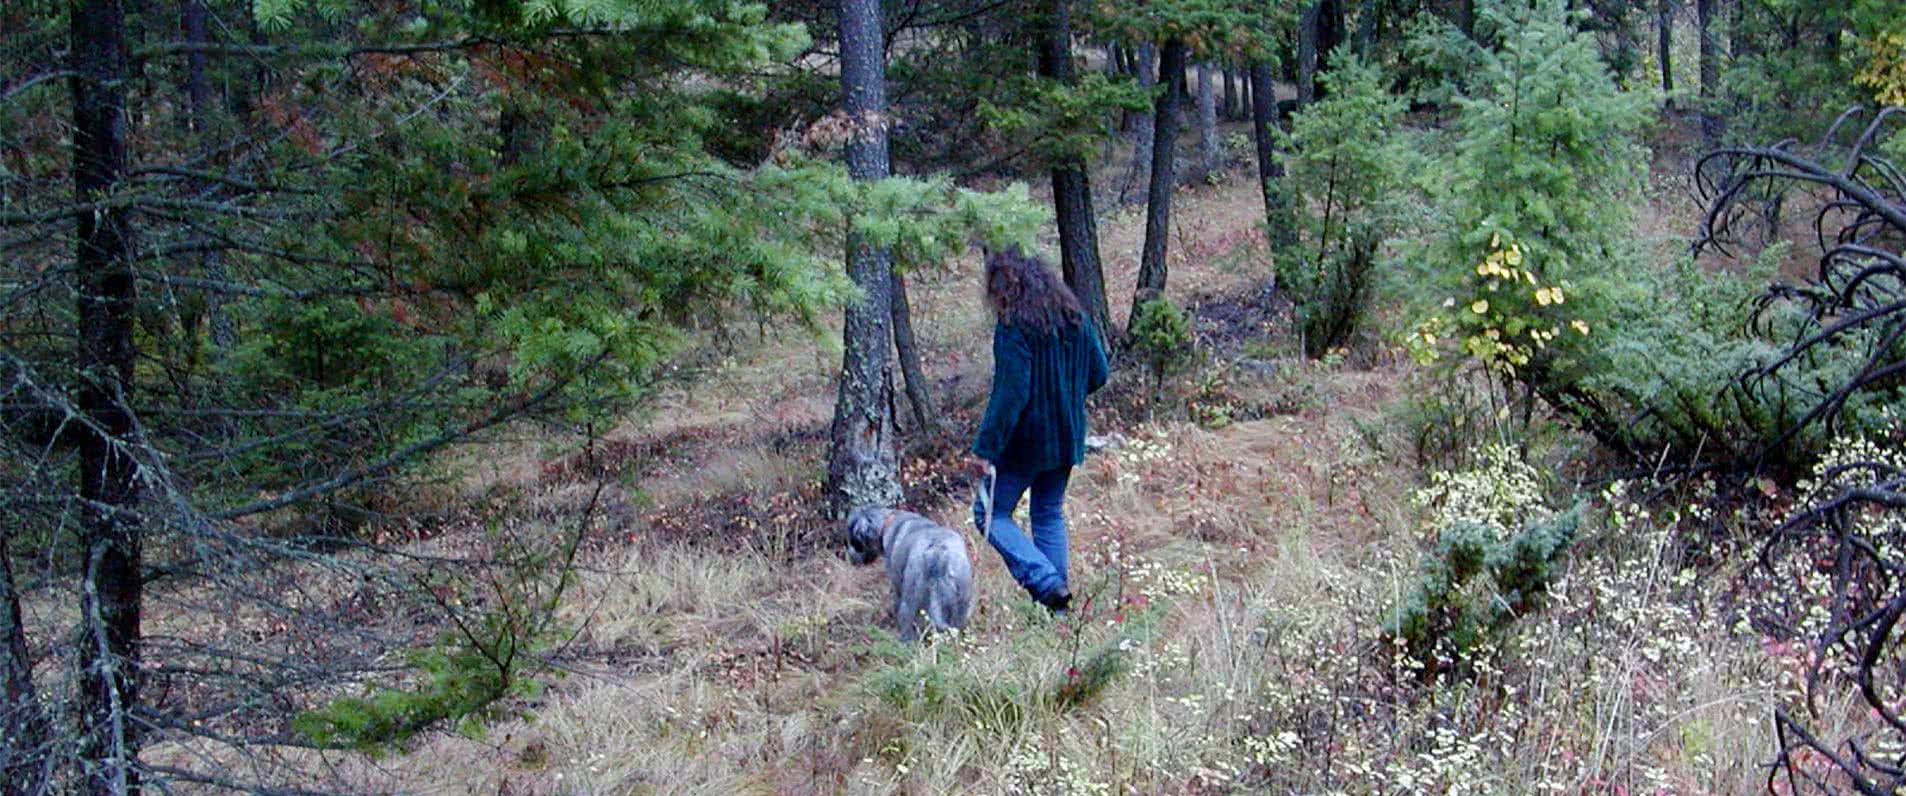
845, 507, 973, 641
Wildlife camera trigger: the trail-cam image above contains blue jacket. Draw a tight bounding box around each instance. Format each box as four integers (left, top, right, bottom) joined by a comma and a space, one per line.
972, 317, 1109, 474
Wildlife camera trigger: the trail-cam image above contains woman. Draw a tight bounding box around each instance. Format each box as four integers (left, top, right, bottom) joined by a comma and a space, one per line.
969, 248, 1109, 614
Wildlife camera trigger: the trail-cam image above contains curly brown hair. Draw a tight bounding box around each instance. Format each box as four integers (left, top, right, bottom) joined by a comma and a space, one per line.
983, 248, 1084, 335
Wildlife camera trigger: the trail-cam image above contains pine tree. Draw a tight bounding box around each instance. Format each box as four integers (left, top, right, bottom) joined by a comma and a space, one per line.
1250, 59, 1295, 249
1196, 61, 1222, 179
1696, 0, 1720, 142
67, 0, 143, 789
1278, 54, 1412, 357
1, 0, 925, 786
1411, 0, 1652, 446
1038, 0, 1115, 344
826, 0, 904, 516
1089, 0, 1272, 337
1131, 35, 1190, 331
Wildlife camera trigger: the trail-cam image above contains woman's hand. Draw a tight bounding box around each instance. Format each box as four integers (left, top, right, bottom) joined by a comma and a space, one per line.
959, 454, 992, 480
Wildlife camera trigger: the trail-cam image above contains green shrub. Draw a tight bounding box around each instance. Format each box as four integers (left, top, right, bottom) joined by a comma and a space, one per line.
1277, 53, 1415, 358
1388, 444, 1581, 671
1128, 296, 1196, 418
293, 635, 538, 754
1386, 507, 1581, 672
1401, 1, 1899, 475
861, 634, 1031, 729
1717, 2, 1863, 143
294, 515, 581, 752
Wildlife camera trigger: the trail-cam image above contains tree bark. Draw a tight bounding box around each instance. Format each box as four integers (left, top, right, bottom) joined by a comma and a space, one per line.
182, 0, 236, 354
889, 269, 940, 435
1196, 63, 1220, 180
0, 537, 47, 796
1354, 0, 1379, 53
826, 0, 902, 517
1239, 68, 1252, 122
1119, 41, 1157, 204
1128, 38, 1188, 334
71, 0, 145, 792
1112, 43, 1136, 132
1222, 65, 1239, 120
1297, 0, 1345, 103
182, 0, 209, 124
1297, 2, 1321, 106
1249, 61, 1294, 251
1038, 0, 1112, 343
1658, 0, 1674, 106
1319, 0, 1346, 77
1697, 0, 1721, 143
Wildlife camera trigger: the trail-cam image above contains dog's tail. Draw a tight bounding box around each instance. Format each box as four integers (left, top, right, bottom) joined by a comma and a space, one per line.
926, 545, 974, 631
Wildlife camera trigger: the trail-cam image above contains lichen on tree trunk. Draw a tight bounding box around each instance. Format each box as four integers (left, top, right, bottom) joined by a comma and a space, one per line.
71, 0, 146, 791
826, 0, 902, 518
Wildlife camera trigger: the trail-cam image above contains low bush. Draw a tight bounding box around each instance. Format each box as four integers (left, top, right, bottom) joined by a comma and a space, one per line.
1277, 54, 1415, 358
1387, 445, 1582, 670
1128, 296, 1198, 418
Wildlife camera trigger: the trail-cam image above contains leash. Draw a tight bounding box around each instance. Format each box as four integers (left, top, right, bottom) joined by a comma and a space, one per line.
975, 463, 997, 544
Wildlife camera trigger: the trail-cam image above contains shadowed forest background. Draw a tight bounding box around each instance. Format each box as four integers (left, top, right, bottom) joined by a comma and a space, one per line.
3, 0, 1906, 793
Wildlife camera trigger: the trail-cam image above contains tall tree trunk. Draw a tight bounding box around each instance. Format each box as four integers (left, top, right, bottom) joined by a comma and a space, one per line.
1299, 0, 1346, 101
889, 269, 940, 435
1458, 0, 1475, 39
182, 0, 235, 354
1222, 65, 1239, 120
1657, 0, 1674, 106
233, 2, 270, 120
1119, 41, 1157, 204
0, 537, 47, 796
1249, 61, 1294, 251
1697, 0, 1721, 143
182, 0, 209, 124
1354, 0, 1379, 53
1320, 0, 1346, 73
826, 0, 901, 517
1297, 2, 1321, 106
72, 0, 145, 792
1128, 38, 1188, 334
1112, 43, 1136, 132
1239, 68, 1252, 122
1039, 0, 1112, 343
1196, 63, 1220, 180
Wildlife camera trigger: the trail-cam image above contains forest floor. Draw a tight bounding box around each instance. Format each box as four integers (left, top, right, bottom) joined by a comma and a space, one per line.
272, 119, 1795, 794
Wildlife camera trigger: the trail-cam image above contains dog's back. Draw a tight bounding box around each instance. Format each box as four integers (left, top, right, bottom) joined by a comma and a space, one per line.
920, 536, 972, 631
879, 510, 974, 640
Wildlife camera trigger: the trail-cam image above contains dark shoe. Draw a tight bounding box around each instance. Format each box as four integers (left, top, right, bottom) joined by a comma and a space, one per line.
1037, 588, 1072, 615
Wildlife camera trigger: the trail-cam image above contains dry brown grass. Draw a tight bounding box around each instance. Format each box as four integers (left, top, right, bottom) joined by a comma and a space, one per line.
144, 147, 1812, 795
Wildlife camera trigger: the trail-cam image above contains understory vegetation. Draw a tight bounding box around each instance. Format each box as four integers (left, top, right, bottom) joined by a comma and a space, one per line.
4, 0, 1905, 793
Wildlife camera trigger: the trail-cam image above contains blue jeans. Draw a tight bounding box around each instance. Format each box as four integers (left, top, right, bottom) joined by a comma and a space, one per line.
974, 465, 1072, 603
